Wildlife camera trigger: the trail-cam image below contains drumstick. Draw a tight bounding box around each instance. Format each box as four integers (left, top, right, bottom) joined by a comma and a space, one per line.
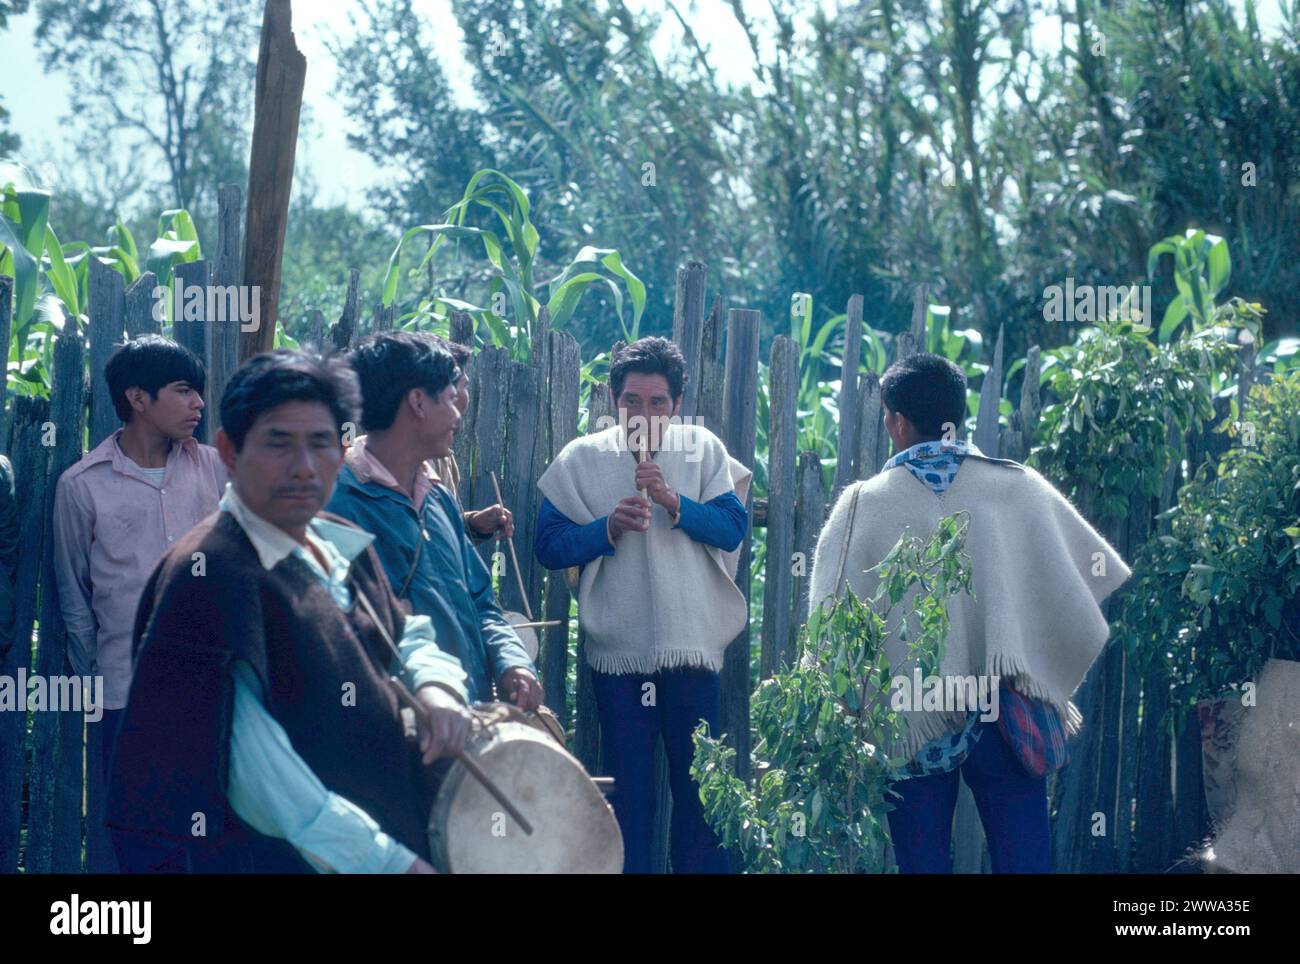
488, 470, 534, 623
455, 749, 535, 836
507, 620, 562, 631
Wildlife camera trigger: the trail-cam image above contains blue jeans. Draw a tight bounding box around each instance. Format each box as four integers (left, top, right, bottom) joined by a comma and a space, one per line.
101, 708, 124, 784
591, 666, 730, 874
885, 721, 1052, 873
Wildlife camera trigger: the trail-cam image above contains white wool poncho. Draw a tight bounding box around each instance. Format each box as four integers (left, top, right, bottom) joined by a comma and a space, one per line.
537, 421, 752, 675
808, 456, 1132, 760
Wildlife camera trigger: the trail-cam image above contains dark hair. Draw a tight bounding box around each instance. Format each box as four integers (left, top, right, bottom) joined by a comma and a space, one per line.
880, 352, 968, 439
105, 335, 207, 422
347, 331, 460, 432
610, 336, 688, 401
219, 350, 360, 451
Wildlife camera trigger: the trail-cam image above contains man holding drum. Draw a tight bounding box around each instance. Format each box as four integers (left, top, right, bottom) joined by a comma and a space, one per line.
107, 350, 474, 873
327, 331, 541, 709
535, 337, 752, 874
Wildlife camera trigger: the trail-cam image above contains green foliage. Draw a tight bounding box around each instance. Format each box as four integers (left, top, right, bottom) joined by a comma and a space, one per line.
1148, 229, 1231, 343
693, 513, 974, 873
33, 0, 257, 220
383, 169, 645, 361
146, 210, 201, 285
0, 160, 49, 333
335, 0, 1300, 364
1147, 228, 1267, 361
1030, 228, 1271, 521
1, 160, 200, 398
278, 196, 394, 331
1031, 319, 1237, 521
1116, 371, 1300, 705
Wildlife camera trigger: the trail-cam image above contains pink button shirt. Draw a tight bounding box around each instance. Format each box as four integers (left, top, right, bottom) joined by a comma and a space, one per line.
52, 429, 227, 708
345, 435, 440, 508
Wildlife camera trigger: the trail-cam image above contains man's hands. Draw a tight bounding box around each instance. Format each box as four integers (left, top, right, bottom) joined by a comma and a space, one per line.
406, 856, 437, 874
634, 460, 680, 517
608, 495, 652, 539
608, 461, 679, 541
467, 503, 514, 539
413, 685, 472, 764
499, 666, 542, 711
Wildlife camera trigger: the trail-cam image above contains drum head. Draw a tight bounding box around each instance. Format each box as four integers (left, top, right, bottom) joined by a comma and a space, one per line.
430, 721, 622, 873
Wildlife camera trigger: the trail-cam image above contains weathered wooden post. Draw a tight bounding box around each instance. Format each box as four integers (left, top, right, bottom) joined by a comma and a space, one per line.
27, 333, 86, 873
671, 261, 708, 418
760, 336, 799, 677
0, 395, 50, 873
173, 260, 212, 442
1052, 481, 1108, 873
372, 302, 396, 332
448, 311, 475, 507
833, 294, 864, 497
467, 344, 509, 563
124, 273, 161, 340
790, 451, 826, 649
87, 257, 126, 449
721, 308, 760, 780
856, 371, 888, 478
328, 268, 360, 353
207, 184, 243, 435
540, 324, 581, 722
240, 0, 306, 361
696, 296, 726, 437
1000, 346, 1041, 461
894, 283, 928, 361
499, 317, 547, 628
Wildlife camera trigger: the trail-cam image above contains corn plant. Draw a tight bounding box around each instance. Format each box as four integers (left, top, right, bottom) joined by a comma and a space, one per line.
2, 160, 201, 397
1148, 228, 1233, 344
382, 168, 645, 361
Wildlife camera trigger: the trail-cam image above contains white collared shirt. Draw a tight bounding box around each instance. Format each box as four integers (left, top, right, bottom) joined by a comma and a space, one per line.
218, 483, 467, 872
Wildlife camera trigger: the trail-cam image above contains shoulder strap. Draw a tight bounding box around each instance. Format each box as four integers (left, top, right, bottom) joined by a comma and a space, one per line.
349, 573, 431, 748
349, 572, 404, 667
832, 482, 864, 597
395, 537, 423, 600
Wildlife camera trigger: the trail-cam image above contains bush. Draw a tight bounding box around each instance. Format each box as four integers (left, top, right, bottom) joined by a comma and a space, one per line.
1117, 371, 1300, 705
692, 513, 973, 873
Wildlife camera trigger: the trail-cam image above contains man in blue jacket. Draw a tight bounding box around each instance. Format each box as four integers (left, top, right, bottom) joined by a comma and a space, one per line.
327, 332, 540, 709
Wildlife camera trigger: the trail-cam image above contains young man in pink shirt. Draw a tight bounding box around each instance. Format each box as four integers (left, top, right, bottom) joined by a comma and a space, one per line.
53, 335, 227, 779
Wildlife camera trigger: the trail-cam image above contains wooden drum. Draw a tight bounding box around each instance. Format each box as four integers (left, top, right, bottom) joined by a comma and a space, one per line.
427, 704, 623, 873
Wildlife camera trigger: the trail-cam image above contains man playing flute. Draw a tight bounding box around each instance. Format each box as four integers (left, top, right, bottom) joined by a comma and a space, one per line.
534, 336, 751, 874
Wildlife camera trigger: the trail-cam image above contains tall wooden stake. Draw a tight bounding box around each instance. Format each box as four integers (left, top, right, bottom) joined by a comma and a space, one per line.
240, 0, 306, 360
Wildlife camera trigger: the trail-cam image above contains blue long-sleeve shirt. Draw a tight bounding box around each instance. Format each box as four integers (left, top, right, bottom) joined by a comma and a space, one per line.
326, 464, 535, 703
534, 491, 747, 571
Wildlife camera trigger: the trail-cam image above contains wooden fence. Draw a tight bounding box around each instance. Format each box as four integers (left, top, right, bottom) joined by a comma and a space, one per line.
0, 182, 1233, 874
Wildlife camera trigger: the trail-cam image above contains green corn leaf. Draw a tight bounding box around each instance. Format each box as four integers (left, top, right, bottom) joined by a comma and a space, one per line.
382, 223, 492, 307
1159, 294, 1189, 343
112, 220, 139, 262
0, 209, 39, 329
43, 225, 79, 317
146, 237, 200, 285
1207, 235, 1231, 295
